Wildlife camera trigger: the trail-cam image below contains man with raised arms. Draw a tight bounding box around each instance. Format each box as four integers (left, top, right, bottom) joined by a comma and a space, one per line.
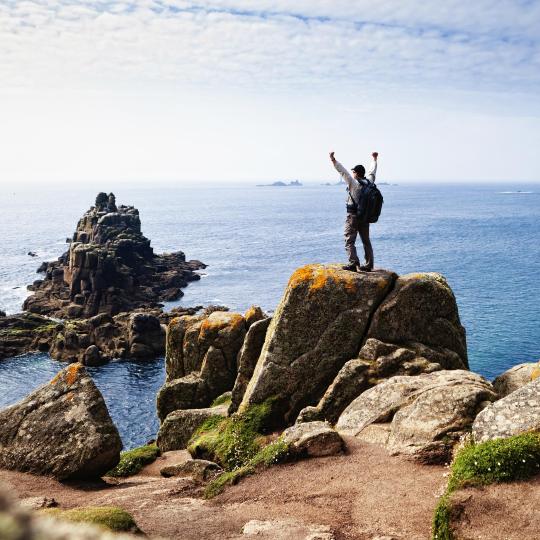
330, 151, 379, 272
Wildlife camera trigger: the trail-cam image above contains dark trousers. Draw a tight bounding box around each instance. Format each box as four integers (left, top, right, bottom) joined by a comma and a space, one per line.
344, 214, 374, 268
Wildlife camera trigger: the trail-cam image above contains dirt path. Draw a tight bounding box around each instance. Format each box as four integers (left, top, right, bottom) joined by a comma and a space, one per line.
449, 476, 540, 540
0, 438, 447, 539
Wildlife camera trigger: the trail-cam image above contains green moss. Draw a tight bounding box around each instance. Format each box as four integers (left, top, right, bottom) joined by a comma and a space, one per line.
447, 432, 540, 492
41, 506, 139, 533
186, 399, 290, 498
432, 495, 453, 540
204, 438, 290, 498
211, 393, 232, 407
106, 444, 160, 477
432, 433, 540, 539
188, 399, 275, 470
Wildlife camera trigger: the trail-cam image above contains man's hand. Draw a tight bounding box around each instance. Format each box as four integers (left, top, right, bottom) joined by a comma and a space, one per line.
372, 151, 379, 160
329, 151, 336, 163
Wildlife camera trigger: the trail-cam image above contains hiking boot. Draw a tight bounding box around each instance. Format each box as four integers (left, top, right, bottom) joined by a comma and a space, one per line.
358, 264, 373, 272
342, 263, 359, 271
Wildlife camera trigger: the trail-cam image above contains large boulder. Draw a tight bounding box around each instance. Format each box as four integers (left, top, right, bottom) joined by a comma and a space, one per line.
229, 317, 271, 414
239, 264, 396, 426
492, 362, 538, 398
337, 370, 496, 463
297, 273, 469, 425
157, 311, 247, 420
367, 272, 468, 365
298, 338, 464, 424
0, 364, 122, 479
473, 377, 540, 442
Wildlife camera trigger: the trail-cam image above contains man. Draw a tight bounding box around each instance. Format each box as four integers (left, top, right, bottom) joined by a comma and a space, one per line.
330, 151, 379, 272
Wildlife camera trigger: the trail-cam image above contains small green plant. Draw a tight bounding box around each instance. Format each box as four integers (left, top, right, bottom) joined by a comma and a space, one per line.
41, 506, 139, 533
106, 444, 160, 477
432, 433, 540, 539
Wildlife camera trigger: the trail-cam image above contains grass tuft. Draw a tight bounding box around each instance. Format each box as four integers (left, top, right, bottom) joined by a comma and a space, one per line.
432, 495, 453, 540
106, 444, 160, 478
204, 438, 290, 498
447, 432, 540, 492
41, 506, 139, 533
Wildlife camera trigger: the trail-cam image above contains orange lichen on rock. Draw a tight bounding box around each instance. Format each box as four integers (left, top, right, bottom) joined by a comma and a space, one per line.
49, 363, 84, 387
65, 363, 84, 386
288, 265, 358, 295
244, 306, 260, 321
531, 361, 540, 381
199, 313, 245, 339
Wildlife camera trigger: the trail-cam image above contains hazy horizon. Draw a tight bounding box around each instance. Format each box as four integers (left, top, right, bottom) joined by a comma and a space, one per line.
1, 1, 539, 185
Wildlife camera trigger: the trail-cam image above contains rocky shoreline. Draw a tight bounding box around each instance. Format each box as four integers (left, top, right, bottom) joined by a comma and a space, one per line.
1, 261, 539, 538
0, 193, 206, 363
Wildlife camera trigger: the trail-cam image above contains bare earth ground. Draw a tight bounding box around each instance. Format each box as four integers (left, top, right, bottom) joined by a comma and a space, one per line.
449, 476, 540, 540
0, 438, 450, 539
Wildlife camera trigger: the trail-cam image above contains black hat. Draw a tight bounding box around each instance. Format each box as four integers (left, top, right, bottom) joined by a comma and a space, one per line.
351, 164, 365, 176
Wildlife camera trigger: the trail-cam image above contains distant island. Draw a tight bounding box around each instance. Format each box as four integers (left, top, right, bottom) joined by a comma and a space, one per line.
257, 180, 302, 187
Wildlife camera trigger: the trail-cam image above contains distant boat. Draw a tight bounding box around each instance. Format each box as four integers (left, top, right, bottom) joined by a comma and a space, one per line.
499, 190, 534, 194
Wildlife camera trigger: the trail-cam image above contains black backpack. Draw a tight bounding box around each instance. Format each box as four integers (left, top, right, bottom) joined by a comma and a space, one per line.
351, 181, 384, 223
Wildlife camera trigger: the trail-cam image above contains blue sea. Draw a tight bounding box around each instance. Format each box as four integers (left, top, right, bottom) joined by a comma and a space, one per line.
1, 183, 539, 448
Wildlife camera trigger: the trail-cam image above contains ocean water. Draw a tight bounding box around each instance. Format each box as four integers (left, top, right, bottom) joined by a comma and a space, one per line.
1, 183, 539, 448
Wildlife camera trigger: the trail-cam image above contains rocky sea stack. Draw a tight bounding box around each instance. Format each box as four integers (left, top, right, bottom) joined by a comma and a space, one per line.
24, 192, 205, 319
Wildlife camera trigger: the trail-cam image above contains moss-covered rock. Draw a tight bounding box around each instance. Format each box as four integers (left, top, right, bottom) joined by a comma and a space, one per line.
447, 433, 540, 492
212, 391, 232, 407
157, 404, 228, 452
0, 312, 61, 360
188, 400, 275, 470
106, 444, 160, 477
184, 400, 294, 497
41, 506, 140, 533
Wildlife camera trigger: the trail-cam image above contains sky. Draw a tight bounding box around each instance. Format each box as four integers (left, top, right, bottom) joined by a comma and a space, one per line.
1, 0, 540, 184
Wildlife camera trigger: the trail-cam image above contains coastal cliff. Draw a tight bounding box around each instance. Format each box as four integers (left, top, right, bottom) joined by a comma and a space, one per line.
0, 192, 206, 363
0, 263, 539, 539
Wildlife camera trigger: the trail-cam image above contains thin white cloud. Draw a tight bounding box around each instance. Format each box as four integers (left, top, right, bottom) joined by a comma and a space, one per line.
0, 0, 538, 98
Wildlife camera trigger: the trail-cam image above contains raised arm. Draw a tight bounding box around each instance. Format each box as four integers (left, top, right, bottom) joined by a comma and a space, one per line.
367, 151, 378, 182
329, 152, 354, 190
